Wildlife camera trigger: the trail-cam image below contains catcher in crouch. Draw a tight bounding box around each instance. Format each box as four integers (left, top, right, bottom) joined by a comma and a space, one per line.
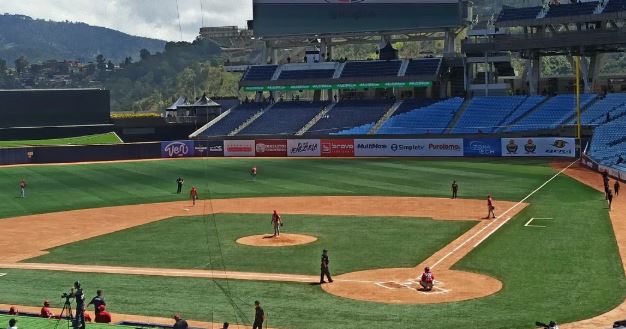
419, 267, 435, 291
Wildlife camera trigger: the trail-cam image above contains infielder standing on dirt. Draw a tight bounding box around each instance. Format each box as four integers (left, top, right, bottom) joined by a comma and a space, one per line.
320, 249, 333, 284
487, 194, 496, 219
190, 186, 198, 206
271, 210, 282, 237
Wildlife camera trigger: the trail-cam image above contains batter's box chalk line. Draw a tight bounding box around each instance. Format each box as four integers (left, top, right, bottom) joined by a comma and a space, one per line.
524, 217, 554, 228
375, 279, 450, 294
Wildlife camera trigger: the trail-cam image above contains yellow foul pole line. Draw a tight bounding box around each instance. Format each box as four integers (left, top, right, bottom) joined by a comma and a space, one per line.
575, 56, 581, 141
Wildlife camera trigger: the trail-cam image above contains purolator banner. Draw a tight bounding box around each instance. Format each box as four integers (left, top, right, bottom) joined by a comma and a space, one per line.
224, 140, 256, 157
501, 137, 575, 157
354, 139, 463, 157
321, 139, 354, 157
287, 139, 321, 157
255, 139, 288, 157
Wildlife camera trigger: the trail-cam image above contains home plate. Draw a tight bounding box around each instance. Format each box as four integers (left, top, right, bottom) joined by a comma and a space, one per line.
183, 208, 190, 212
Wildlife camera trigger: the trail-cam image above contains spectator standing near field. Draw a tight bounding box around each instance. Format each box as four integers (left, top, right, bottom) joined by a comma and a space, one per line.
253, 301, 264, 329
608, 191, 614, 210
176, 177, 184, 194
173, 314, 189, 329
19, 179, 26, 198
451, 181, 459, 199
615, 180, 620, 196
87, 290, 106, 316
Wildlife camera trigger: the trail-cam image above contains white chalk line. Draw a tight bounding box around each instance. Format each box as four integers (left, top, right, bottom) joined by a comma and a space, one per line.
524, 217, 554, 228
431, 159, 579, 269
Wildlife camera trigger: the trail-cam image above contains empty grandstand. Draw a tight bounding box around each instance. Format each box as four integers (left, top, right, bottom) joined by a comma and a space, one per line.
377, 98, 464, 135
307, 100, 393, 135
340, 60, 402, 78
201, 103, 267, 136
452, 96, 527, 134
238, 101, 329, 136
506, 94, 597, 132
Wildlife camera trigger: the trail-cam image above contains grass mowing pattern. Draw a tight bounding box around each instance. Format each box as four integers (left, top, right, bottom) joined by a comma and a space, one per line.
0, 159, 623, 328
0, 314, 126, 328
29, 214, 476, 275
0, 158, 552, 219
0, 132, 121, 148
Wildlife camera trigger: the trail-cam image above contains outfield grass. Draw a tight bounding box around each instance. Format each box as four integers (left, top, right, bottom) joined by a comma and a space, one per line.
0, 132, 122, 148
0, 314, 125, 328
30, 214, 476, 275
0, 159, 623, 328
0, 158, 553, 219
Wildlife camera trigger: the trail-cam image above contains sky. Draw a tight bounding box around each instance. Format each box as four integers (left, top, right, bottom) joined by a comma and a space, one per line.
0, 0, 252, 41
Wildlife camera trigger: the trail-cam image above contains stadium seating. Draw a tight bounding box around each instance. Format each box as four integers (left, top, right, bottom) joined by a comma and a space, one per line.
278, 69, 336, 80
451, 96, 527, 134
307, 100, 392, 135
377, 98, 464, 135
201, 103, 267, 136
507, 94, 596, 132
239, 101, 329, 135
603, 0, 626, 13
404, 59, 441, 76
497, 96, 547, 130
589, 115, 626, 165
340, 60, 402, 78
569, 93, 626, 125
497, 6, 542, 22
242, 65, 278, 81
333, 123, 374, 135
546, 1, 599, 17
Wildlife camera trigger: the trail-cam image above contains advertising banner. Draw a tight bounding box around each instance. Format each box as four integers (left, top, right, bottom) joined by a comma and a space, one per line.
501, 137, 575, 157
224, 140, 256, 157
321, 139, 354, 157
194, 140, 224, 157
354, 139, 463, 157
256, 139, 288, 157
161, 140, 195, 158
287, 139, 321, 157
244, 81, 432, 92
463, 138, 502, 157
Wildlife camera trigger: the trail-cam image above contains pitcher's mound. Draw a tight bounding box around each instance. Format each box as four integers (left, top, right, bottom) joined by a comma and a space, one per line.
236, 234, 317, 247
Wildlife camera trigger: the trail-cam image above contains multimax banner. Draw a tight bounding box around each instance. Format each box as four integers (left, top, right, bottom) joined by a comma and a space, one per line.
243, 81, 432, 92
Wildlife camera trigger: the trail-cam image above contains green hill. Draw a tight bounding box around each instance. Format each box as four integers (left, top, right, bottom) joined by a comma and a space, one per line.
0, 14, 165, 64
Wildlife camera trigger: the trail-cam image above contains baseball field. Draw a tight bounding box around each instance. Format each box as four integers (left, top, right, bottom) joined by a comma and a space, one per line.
0, 158, 624, 328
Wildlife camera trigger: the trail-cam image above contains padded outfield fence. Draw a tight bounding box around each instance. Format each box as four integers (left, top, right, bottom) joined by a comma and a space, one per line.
0, 137, 577, 166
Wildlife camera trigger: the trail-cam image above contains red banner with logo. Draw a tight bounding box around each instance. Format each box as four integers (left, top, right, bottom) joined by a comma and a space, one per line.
255, 140, 288, 157
321, 139, 354, 157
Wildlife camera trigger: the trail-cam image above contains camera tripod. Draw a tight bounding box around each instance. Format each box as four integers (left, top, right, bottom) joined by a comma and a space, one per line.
53, 297, 74, 329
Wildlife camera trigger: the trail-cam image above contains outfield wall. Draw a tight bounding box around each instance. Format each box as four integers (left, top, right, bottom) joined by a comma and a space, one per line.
0, 137, 576, 165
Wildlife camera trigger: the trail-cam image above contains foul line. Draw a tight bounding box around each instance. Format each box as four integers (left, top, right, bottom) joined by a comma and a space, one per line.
524, 217, 554, 228
431, 159, 579, 269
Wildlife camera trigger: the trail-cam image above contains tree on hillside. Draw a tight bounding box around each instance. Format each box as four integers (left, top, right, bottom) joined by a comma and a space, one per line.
140, 48, 151, 61
15, 56, 28, 76
96, 54, 107, 71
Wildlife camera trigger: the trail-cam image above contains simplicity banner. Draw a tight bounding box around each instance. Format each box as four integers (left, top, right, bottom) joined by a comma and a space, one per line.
354, 139, 463, 157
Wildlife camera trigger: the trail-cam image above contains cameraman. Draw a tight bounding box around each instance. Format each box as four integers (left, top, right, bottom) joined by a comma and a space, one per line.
69, 281, 86, 329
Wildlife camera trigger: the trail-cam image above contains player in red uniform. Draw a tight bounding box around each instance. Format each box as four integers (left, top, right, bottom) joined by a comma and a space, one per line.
190, 186, 199, 206
486, 194, 496, 219
419, 267, 435, 291
271, 210, 282, 237
250, 166, 257, 181
40, 301, 54, 318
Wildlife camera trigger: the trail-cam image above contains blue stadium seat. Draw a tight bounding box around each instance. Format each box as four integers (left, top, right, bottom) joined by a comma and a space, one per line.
340, 60, 401, 78
333, 123, 374, 135
242, 65, 278, 81
497, 6, 542, 22
507, 94, 596, 132
239, 101, 329, 136
377, 98, 464, 135
405, 59, 441, 76
604, 0, 626, 13
307, 100, 392, 135
589, 115, 626, 166
278, 69, 336, 80
201, 103, 267, 136
452, 96, 527, 134
570, 93, 626, 125
545, 1, 598, 17
498, 96, 546, 129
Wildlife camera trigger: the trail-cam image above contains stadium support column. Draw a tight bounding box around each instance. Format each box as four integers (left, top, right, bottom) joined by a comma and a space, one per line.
525, 54, 540, 96
444, 29, 456, 56
588, 54, 603, 92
